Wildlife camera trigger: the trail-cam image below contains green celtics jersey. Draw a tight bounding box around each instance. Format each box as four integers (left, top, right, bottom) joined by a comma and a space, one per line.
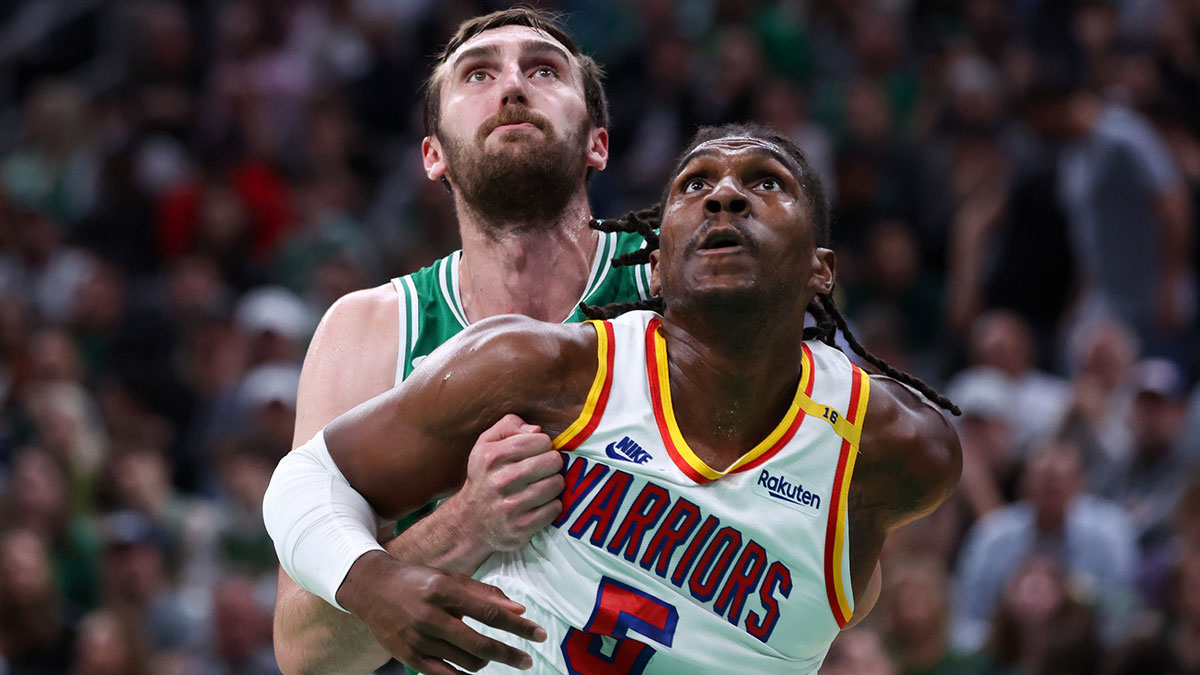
388, 229, 651, 385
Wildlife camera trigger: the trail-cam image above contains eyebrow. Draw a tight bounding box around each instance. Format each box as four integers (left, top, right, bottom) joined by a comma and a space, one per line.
451, 39, 572, 73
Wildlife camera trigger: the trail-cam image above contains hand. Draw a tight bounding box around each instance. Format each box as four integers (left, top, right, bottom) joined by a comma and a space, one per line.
338, 551, 547, 674
451, 414, 564, 552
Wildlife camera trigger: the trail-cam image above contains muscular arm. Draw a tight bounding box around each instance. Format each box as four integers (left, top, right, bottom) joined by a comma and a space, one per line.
273, 286, 403, 675
271, 296, 595, 667
325, 314, 596, 518
843, 377, 962, 618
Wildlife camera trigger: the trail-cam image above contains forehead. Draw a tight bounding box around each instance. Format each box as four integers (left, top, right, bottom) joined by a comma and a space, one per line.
443, 25, 576, 71
678, 138, 797, 173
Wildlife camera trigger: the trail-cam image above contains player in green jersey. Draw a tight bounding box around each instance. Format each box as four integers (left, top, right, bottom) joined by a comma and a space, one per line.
270, 8, 650, 675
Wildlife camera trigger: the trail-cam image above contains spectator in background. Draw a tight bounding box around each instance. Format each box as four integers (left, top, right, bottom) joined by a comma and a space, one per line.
0, 529, 72, 675
1, 448, 100, 612
231, 286, 316, 369
983, 556, 1099, 675
23, 381, 108, 508
211, 434, 282, 582
1021, 57, 1195, 365
96, 511, 197, 650
199, 576, 277, 675
1098, 358, 1194, 554
1059, 320, 1141, 490
0, 81, 99, 226
948, 369, 1015, 518
68, 609, 152, 675
952, 441, 1137, 650
0, 206, 96, 327
96, 444, 218, 595
881, 556, 986, 675
844, 219, 944, 367
947, 311, 1070, 453
234, 362, 301, 451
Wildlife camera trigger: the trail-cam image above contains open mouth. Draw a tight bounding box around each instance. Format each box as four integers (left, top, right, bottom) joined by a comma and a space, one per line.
697, 228, 747, 253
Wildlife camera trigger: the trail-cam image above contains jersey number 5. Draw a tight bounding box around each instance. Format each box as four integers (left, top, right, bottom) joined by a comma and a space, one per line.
561, 577, 679, 674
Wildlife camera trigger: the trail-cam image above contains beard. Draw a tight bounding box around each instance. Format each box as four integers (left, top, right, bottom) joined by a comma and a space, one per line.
440, 107, 591, 236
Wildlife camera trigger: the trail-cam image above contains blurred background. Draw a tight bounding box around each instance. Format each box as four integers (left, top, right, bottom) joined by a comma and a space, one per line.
0, 0, 1197, 674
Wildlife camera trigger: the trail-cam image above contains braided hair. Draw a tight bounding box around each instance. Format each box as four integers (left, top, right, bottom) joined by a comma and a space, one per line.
582, 124, 960, 416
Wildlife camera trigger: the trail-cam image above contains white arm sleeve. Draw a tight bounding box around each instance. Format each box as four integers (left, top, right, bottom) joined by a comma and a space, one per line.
263, 428, 386, 613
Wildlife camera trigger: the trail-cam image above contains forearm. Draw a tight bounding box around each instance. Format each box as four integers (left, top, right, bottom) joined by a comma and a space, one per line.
274, 570, 391, 675
264, 432, 393, 674
387, 493, 497, 574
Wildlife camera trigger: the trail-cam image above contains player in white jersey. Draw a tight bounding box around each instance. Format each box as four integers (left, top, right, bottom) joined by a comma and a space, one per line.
267, 124, 962, 673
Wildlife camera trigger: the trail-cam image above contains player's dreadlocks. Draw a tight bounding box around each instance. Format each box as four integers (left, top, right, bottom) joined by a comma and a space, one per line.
582, 124, 961, 416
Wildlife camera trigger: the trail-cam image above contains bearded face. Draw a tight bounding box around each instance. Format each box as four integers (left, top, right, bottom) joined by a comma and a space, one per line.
439, 105, 591, 235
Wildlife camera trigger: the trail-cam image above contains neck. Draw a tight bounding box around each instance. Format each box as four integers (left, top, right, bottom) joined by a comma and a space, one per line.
455, 189, 598, 323
659, 300, 809, 462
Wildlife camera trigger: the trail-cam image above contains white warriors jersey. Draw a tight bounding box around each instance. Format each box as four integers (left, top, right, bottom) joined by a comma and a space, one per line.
469, 310, 872, 674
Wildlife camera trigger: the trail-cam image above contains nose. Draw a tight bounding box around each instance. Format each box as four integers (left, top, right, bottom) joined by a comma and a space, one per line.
704, 178, 748, 215
499, 64, 529, 107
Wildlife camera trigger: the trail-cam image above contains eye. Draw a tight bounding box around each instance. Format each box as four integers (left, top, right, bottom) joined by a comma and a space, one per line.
758, 177, 781, 191
466, 70, 489, 83
683, 178, 707, 192
533, 66, 558, 78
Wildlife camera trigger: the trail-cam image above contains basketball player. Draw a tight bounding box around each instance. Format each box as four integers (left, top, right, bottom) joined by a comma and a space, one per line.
267, 124, 962, 673
269, 9, 653, 674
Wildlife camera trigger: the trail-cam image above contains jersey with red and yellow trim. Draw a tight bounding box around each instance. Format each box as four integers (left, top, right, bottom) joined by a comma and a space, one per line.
469, 310, 871, 674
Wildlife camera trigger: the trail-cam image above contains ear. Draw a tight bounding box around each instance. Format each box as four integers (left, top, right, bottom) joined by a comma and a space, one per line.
648, 249, 661, 297
585, 127, 609, 172
809, 247, 836, 296
422, 136, 448, 182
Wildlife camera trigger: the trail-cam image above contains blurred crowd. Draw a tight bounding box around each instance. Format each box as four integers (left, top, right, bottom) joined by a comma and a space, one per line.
0, 0, 1198, 674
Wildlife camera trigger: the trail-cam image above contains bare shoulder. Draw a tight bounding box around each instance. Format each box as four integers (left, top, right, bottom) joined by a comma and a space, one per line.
856, 375, 962, 528
293, 283, 400, 448
312, 284, 400, 349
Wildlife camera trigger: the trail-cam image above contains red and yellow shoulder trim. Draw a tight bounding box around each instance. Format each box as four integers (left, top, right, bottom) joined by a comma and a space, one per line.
823, 363, 870, 628
645, 318, 815, 484
552, 320, 616, 451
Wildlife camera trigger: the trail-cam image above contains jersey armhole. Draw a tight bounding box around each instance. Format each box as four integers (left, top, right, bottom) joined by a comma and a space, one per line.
391, 276, 420, 385
551, 320, 616, 452
823, 365, 871, 628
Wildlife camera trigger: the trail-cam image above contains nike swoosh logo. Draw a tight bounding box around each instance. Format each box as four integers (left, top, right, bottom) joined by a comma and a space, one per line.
605, 442, 633, 462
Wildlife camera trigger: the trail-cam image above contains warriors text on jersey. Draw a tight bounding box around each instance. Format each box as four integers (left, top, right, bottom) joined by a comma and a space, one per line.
469, 311, 871, 674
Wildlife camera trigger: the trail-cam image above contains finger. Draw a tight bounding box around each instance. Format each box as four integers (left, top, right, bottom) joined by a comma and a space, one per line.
513, 497, 564, 532
449, 588, 548, 643
496, 453, 564, 495
406, 653, 470, 675
419, 638, 490, 672
431, 616, 537, 669
496, 433, 555, 462
512, 449, 565, 483
477, 414, 536, 442
508, 473, 566, 510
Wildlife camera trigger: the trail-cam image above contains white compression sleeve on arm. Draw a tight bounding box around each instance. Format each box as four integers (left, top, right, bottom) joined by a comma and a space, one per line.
263, 428, 386, 612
